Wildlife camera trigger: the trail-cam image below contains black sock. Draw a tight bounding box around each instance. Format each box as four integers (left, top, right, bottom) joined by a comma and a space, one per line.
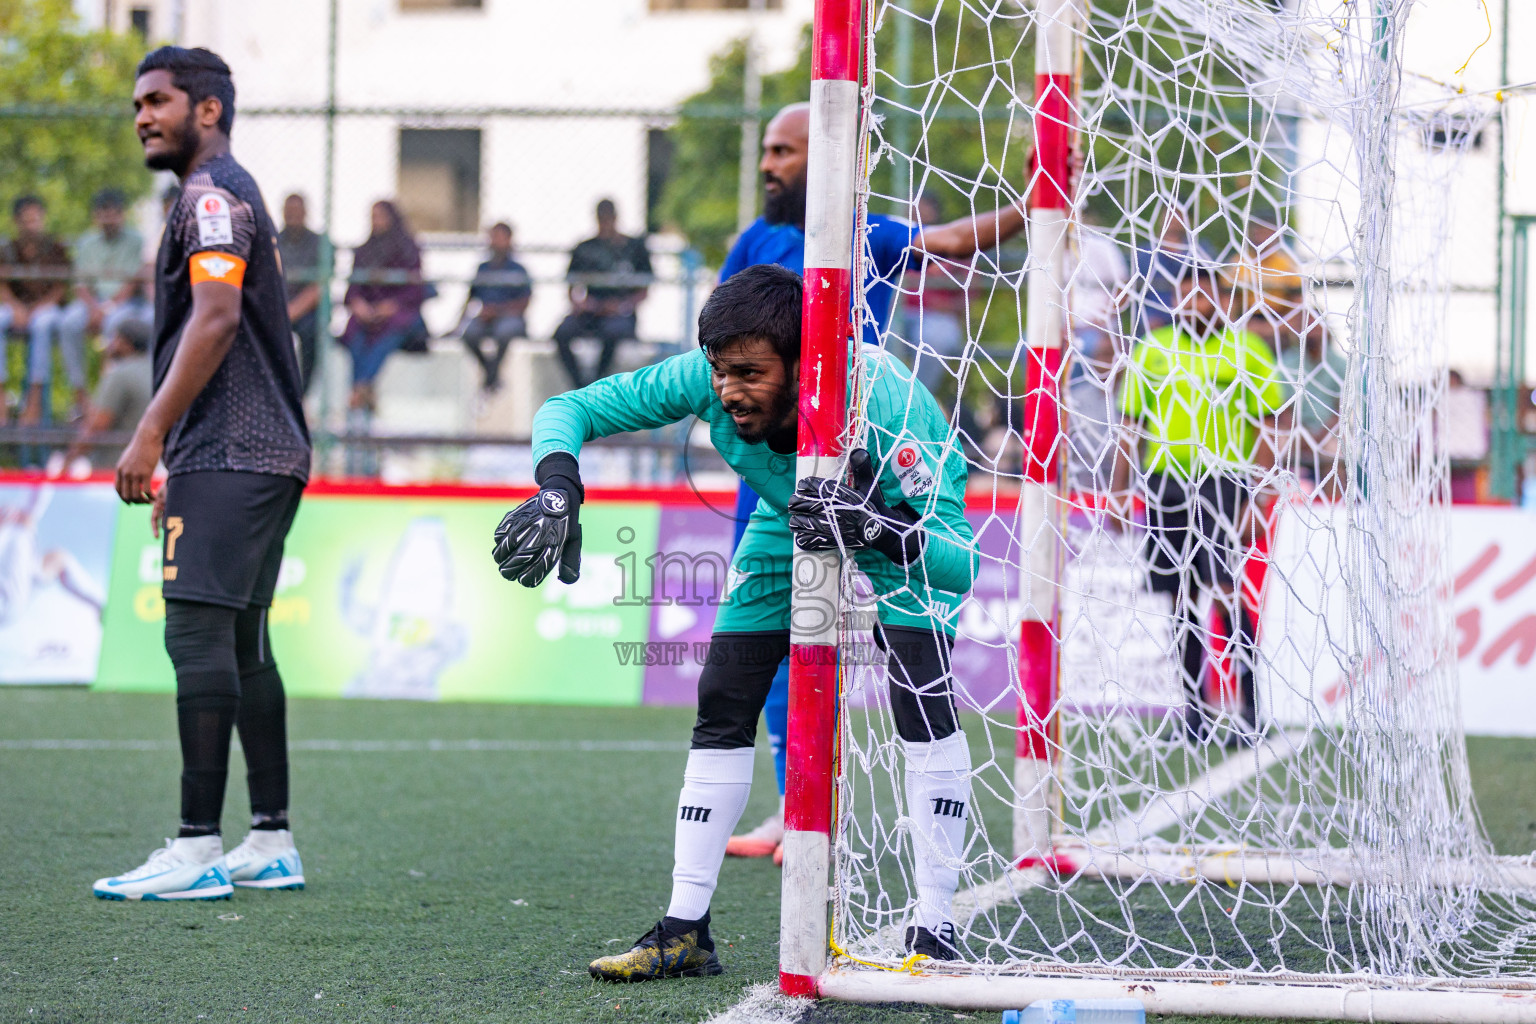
1178, 605, 1209, 739
1231, 602, 1259, 727
234, 606, 290, 823
663, 911, 712, 949
176, 685, 238, 833
237, 664, 289, 819
165, 600, 242, 835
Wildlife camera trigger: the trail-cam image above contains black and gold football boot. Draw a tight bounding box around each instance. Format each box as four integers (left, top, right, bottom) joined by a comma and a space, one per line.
904, 922, 962, 961
588, 913, 724, 982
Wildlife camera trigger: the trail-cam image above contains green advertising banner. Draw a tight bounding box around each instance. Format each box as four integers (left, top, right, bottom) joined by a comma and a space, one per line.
95, 495, 659, 706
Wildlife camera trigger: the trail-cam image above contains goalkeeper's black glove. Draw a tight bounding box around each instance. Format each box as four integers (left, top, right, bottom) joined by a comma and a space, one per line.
787, 448, 923, 565
493, 452, 584, 587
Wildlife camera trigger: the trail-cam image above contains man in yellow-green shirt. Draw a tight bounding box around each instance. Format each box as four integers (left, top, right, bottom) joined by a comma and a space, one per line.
1111, 262, 1288, 743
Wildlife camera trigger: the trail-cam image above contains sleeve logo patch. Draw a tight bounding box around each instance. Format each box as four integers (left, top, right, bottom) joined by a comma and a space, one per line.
892, 441, 935, 498
189, 251, 246, 287
196, 254, 237, 279
195, 193, 234, 246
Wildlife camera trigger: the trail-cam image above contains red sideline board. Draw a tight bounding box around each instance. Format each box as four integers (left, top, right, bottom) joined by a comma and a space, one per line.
2, 475, 1534, 734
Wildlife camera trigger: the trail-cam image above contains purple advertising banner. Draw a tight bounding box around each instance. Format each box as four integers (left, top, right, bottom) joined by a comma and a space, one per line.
639, 505, 1179, 720
641, 503, 737, 705
639, 509, 1031, 711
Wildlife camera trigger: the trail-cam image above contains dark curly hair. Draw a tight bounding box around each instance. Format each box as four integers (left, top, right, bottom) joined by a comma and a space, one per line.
697, 263, 803, 367
137, 46, 236, 136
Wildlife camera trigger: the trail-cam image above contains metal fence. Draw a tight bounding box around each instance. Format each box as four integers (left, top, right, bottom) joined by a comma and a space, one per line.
2, 0, 1534, 492
0, 96, 769, 483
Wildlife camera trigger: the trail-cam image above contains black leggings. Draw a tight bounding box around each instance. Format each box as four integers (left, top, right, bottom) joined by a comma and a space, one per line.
1146, 571, 1258, 736
164, 599, 289, 831
691, 626, 959, 750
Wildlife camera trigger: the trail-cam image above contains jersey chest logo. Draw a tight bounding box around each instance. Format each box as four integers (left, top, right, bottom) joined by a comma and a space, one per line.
892, 441, 935, 499
196, 194, 234, 246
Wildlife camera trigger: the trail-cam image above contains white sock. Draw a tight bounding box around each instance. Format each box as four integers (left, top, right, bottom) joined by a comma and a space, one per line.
170, 834, 223, 864
242, 828, 295, 853
903, 730, 972, 932
666, 748, 755, 922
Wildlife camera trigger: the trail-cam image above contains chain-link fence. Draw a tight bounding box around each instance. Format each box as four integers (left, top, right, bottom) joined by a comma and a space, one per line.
0, 0, 822, 482
5, 96, 1525, 490
237, 103, 727, 483
2, 0, 1532, 492
0, 100, 770, 484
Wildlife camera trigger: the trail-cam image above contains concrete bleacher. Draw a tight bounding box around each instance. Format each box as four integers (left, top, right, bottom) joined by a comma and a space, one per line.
314, 335, 675, 442
475, 337, 674, 436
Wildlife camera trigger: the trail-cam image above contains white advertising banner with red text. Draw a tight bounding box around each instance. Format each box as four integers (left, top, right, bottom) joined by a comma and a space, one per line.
1260, 503, 1536, 737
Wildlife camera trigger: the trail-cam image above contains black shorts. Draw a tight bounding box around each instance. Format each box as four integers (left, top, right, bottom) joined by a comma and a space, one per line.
161, 471, 304, 609
1142, 472, 1251, 595
691, 626, 957, 749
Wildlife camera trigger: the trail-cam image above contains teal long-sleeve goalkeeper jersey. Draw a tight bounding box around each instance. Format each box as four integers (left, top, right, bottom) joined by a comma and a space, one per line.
531, 346, 978, 633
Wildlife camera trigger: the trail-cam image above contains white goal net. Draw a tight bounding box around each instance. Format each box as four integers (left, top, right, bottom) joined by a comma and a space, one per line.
822, 0, 1536, 1016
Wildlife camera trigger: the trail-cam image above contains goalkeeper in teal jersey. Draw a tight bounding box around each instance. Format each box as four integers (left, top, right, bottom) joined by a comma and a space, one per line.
493, 264, 979, 979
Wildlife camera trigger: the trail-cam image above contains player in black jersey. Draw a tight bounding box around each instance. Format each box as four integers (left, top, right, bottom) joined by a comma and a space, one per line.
94, 47, 312, 901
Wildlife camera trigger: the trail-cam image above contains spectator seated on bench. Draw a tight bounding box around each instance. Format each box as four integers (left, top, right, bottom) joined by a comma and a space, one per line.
551, 198, 652, 390
458, 221, 531, 393
339, 200, 428, 416
59, 189, 152, 402
54, 317, 154, 478
0, 196, 72, 427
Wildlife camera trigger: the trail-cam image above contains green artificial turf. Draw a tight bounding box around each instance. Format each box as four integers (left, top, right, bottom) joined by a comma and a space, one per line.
0, 687, 1532, 1024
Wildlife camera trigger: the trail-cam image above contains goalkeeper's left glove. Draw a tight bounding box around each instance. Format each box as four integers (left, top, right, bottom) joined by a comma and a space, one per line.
493, 452, 584, 586
788, 448, 923, 565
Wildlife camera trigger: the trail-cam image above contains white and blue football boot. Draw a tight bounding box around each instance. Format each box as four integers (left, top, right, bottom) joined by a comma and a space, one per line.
93, 835, 233, 901
223, 828, 305, 890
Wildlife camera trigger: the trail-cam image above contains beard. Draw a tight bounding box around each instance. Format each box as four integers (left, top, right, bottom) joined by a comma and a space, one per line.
728, 385, 798, 446
144, 109, 201, 174
763, 171, 807, 227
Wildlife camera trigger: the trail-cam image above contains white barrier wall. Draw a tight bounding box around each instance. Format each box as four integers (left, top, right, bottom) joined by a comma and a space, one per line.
1261, 502, 1536, 737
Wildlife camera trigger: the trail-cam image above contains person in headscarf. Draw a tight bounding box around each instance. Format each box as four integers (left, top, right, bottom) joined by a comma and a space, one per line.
340, 200, 428, 413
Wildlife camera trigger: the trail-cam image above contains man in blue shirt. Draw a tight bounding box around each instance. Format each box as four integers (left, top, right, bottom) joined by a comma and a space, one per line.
721, 103, 1023, 348
459, 222, 531, 392
719, 101, 1026, 861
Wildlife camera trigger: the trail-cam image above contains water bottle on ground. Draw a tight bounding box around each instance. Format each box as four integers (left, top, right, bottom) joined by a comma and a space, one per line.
1002, 997, 1146, 1024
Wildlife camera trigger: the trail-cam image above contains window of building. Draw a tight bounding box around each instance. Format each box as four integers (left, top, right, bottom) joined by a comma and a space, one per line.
129, 6, 151, 36
646, 128, 675, 235
397, 128, 481, 234
399, 0, 483, 9
649, 0, 782, 9
1423, 118, 1485, 151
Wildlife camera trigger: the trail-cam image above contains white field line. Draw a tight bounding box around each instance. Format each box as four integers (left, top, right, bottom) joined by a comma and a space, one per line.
700, 982, 812, 1024
958, 728, 1314, 920
1085, 727, 1314, 849
850, 728, 1317, 956
0, 738, 690, 753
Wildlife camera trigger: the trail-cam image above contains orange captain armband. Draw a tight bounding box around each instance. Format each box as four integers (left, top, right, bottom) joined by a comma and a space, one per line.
188, 250, 247, 288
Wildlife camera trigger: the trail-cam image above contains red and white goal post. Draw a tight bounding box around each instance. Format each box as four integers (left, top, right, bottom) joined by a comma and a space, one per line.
781, 0, 1536, 1020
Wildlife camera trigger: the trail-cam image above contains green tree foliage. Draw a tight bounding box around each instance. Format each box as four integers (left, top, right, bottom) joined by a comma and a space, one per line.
662, 2, 1284, 263
660, 2, 1287, 410
0, 0, 152, 238
1074, 0, 1289, 256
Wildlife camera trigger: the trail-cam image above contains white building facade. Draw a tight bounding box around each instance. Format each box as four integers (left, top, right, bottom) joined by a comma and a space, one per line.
74, 0, 1536, 388
78, 0, 814, 347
